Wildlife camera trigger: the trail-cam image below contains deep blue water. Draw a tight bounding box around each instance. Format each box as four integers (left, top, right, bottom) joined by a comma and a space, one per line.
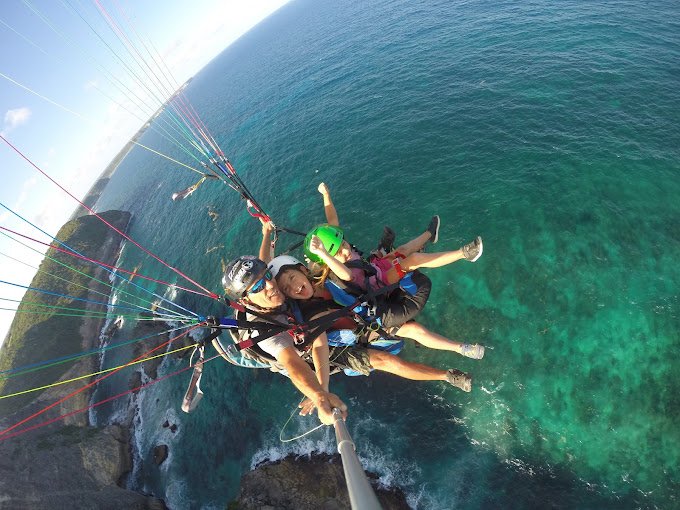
94, 0, 680, 508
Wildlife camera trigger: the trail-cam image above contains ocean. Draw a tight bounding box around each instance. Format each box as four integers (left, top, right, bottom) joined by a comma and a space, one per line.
92, 0, 680, 508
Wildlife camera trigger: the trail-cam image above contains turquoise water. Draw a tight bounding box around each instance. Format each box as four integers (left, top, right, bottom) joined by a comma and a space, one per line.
94, 0, 680, 508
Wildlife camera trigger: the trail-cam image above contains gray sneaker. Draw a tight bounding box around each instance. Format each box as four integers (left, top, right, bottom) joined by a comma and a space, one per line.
427, 215, 440, 244
460, 343, 485, 360
462, 236, 483, 262
446, 369, 472, 392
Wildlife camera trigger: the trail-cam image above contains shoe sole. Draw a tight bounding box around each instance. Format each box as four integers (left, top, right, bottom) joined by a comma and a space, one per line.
468, 237, 483, 262
447, 370, 472, 392
430, 215, 440, 244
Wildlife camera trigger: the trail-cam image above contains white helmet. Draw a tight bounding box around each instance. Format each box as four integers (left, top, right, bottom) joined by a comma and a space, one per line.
268, 255, 304, 279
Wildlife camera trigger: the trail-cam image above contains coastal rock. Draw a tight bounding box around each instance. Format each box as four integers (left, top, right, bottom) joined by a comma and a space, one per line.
0, 210, 133, 418
153, 444, 169, 465
0, 210, 168, 509
235, 453, 410, 510
129, 321, 174, 380
129, 371, 143, 392
0, 424, 166, 509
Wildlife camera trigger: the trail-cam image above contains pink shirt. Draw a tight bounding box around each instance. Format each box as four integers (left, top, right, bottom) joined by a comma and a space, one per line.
347, 249, 391, 290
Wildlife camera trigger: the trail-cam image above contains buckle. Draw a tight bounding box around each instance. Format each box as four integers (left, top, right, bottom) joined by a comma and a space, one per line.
362, 302, 376, 317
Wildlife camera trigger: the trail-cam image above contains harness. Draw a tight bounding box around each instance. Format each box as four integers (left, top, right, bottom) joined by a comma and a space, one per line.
205, 299, 362, 362
323, 267, 419, 342
344, 257, 418, 300
182, 287, 411, 414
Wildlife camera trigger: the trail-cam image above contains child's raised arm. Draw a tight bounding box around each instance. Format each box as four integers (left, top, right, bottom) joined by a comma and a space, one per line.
318, 182, 339, 226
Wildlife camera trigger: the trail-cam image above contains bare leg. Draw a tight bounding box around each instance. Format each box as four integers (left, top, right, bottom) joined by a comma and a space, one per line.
367, 349, 447, 381
394, 321, 485, 359
395, 321, 465, 354
367, 349, 472, 391
391, 231, 431, 257
402, 250, 465, 269
381, 249, 465, 285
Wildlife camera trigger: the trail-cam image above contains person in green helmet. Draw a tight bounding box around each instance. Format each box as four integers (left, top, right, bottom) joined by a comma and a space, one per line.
255, 186, 485, 360
309, 183, 483, 292
304, 183, 485, 359
270, 253, 484, 360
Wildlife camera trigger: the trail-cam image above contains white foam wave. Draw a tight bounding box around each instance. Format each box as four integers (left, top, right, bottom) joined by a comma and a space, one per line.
249, 411, 426, 508
165, 284, 178, 301
127, 373, 151, 493
481, 381, 505, 394
503, 457, 538, 477
250, 425, 336, 469
163, 478, 192, 509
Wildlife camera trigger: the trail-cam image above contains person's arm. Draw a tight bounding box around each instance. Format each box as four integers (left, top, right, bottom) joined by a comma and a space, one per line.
311, 332, 330, 391
258, 219, 275, 263
299, 332, 331, 416
318, 182, 339, 226
276, 346, 347, 425
308, 235, 353, 281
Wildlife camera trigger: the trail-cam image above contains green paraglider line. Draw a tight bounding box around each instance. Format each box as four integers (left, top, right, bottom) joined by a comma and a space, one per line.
0, 325, 196, 380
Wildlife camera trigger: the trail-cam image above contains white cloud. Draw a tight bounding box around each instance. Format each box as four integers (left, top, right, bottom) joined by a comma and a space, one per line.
2, 107, 32, 135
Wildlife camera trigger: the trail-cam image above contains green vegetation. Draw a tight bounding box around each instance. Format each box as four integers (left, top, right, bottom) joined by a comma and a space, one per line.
0, 210, 130, 415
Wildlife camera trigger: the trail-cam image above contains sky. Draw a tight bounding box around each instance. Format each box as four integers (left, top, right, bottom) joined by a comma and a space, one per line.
0, 0, 291, 345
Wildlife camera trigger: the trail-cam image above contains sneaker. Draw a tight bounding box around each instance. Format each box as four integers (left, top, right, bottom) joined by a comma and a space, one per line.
462, 236, 483, 262
460, 343, 485, 360
427, 216, 440, 244
377, 226, 396, 254
446, 369, 472, 392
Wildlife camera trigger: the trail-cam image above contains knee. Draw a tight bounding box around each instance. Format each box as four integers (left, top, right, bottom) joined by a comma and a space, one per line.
367, 349, 388, 369
398, 321, 421, 336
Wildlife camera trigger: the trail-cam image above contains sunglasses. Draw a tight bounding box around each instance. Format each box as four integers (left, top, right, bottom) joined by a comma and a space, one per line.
245, 270, 273, 296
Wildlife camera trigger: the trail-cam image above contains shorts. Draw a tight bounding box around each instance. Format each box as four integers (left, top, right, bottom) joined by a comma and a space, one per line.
376, 270, 432, 330
328, 345, 373, 376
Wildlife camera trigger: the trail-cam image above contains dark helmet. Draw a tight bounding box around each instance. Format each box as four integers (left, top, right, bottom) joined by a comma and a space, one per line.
222, 256, 268, 298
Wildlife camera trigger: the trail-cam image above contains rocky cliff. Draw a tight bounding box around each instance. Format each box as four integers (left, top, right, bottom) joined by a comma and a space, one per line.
0, 211, 164, 509
234, 454, 410, 510
0, 425, 166, 510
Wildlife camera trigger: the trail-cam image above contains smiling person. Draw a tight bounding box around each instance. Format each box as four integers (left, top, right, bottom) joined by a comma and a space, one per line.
271, 252, 482, 364
305, 183, 485, 359
220, 255, 347, 425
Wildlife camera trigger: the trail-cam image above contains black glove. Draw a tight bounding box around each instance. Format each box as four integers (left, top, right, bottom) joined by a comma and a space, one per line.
205, 316, 220, 327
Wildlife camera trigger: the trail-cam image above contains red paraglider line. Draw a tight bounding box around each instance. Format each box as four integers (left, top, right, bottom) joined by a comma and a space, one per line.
0, 135, 219, 300
0, 324, 202, 438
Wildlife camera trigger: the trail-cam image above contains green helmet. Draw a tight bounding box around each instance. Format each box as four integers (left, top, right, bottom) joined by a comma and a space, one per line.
304, 224, 344, 263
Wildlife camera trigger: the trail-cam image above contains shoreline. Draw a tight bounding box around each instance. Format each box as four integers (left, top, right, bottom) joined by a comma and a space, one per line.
0, 210, 169, 508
